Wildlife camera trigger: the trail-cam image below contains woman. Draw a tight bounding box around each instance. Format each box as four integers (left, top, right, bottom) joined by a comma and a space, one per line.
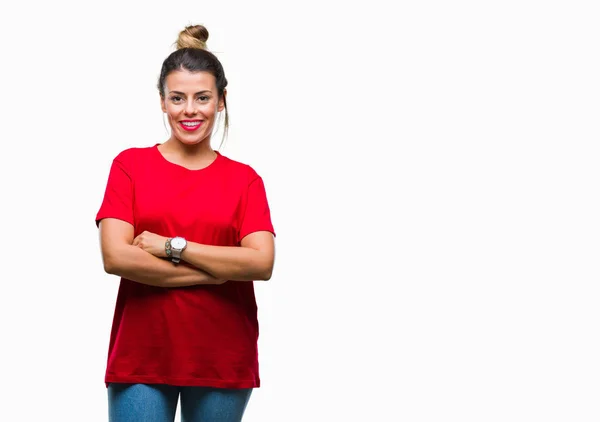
96, 24, 276, 422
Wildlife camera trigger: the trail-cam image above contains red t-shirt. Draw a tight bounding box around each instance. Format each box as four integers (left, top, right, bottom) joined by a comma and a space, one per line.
95, 144, 275, 388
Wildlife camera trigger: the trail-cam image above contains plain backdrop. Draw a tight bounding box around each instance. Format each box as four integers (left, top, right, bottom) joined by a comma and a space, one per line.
1, 1, 599, 421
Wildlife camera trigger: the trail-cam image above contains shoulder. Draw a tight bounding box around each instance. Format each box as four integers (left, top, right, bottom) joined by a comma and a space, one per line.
105, 146, 156, 181
110, 146, 156, 176
217, 153, 262, 183
113, 145, 155, 163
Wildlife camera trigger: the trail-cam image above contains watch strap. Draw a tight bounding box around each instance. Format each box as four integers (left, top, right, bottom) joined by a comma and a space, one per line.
168, 237, 186, 264
171, 248, 182, 262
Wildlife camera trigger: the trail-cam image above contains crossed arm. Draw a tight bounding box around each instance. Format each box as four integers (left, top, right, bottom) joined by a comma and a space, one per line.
99, 218, 275, 288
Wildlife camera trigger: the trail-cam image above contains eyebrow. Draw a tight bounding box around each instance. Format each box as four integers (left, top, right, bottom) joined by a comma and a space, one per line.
168, 90, 212, 95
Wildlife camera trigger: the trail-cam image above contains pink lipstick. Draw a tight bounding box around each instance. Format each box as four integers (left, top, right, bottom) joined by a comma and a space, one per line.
179, 120, 203, 131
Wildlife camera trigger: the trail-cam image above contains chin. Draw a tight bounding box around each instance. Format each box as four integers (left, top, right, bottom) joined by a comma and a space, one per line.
176, 136, 208, 146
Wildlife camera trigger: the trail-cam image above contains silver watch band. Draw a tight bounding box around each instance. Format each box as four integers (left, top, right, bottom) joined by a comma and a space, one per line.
171, 248, 182, 263
169, 237, 187, 264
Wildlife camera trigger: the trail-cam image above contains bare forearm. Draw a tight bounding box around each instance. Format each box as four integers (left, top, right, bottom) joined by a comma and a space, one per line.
104, 245, 223, 287
181, 242, 272, 281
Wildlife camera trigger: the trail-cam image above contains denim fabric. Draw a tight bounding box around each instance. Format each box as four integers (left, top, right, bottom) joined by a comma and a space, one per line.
108, 383, 252, 422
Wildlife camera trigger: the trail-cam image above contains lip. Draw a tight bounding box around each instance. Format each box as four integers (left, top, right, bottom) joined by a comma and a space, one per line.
179, 120, 203, 131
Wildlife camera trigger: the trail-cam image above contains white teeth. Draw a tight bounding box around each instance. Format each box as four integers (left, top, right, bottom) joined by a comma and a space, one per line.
182, 121, 201, 127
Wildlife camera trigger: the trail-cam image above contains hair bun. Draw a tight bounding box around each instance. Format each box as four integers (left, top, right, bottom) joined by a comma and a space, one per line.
176, 25, 209, 50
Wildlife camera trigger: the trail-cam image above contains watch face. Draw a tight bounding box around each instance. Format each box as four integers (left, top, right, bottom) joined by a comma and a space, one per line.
171, 237, 186, 249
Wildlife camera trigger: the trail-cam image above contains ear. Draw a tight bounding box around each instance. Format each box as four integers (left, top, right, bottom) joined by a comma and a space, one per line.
160, 94, 167, 113
218, 89, 227, 112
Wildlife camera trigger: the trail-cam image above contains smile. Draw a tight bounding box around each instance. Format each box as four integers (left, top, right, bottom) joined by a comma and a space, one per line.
179, 120, 203, 131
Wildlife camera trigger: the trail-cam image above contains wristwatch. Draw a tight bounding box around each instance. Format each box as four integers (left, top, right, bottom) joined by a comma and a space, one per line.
166, 236, 187, 264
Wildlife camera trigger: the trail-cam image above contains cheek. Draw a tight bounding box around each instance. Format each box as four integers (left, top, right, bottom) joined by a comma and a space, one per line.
201, 103, 218, 117
165, 107, 180, 121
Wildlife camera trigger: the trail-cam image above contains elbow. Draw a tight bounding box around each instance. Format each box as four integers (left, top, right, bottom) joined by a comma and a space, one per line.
102, 254, 119, 275
256, 272, 272, 281
101, 245, 131, 276
242, 265, 272, 281
259, 264, 274, 281
261, 257, 275, 280
103, 261, 115, 275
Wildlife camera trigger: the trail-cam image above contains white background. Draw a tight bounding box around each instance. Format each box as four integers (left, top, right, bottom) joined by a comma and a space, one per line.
0, 1, 599, 421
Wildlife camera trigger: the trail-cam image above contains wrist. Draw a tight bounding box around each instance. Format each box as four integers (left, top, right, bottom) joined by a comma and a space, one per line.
169, 236, 188, 264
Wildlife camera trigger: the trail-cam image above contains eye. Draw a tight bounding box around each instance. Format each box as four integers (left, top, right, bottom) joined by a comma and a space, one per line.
197, 95, 210, 102
169, 95, 183, 103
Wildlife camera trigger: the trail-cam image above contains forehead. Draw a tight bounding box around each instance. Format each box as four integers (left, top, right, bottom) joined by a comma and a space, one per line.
165, 70, 217, 93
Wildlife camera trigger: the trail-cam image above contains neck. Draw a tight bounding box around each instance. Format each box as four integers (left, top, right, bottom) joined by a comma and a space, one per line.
163, 138, 216, 159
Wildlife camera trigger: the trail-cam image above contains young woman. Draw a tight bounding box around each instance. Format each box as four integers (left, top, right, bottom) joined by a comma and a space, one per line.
96, 24, 276, 422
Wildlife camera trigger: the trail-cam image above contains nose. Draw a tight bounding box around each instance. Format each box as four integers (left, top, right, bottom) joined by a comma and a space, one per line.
184, 99, 197, 116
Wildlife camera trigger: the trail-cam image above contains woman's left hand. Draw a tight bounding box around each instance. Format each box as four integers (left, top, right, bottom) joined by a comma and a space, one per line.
132, 231, 168, 258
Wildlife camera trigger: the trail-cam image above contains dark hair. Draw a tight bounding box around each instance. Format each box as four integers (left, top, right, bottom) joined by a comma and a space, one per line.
158, 25, 229, 144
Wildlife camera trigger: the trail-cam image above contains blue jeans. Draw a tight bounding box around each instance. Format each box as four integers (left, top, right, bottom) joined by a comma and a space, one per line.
107, 383, 253, 422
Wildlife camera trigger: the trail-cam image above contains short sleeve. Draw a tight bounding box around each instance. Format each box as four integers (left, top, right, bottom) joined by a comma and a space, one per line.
95, 151, 135, 228
238, 171, 275, 243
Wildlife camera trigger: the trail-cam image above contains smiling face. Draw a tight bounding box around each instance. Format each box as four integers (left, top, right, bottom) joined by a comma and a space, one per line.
160, 69, 225, 147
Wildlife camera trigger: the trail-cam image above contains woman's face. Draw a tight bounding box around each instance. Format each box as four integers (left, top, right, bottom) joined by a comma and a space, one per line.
161, 69, 225, 147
